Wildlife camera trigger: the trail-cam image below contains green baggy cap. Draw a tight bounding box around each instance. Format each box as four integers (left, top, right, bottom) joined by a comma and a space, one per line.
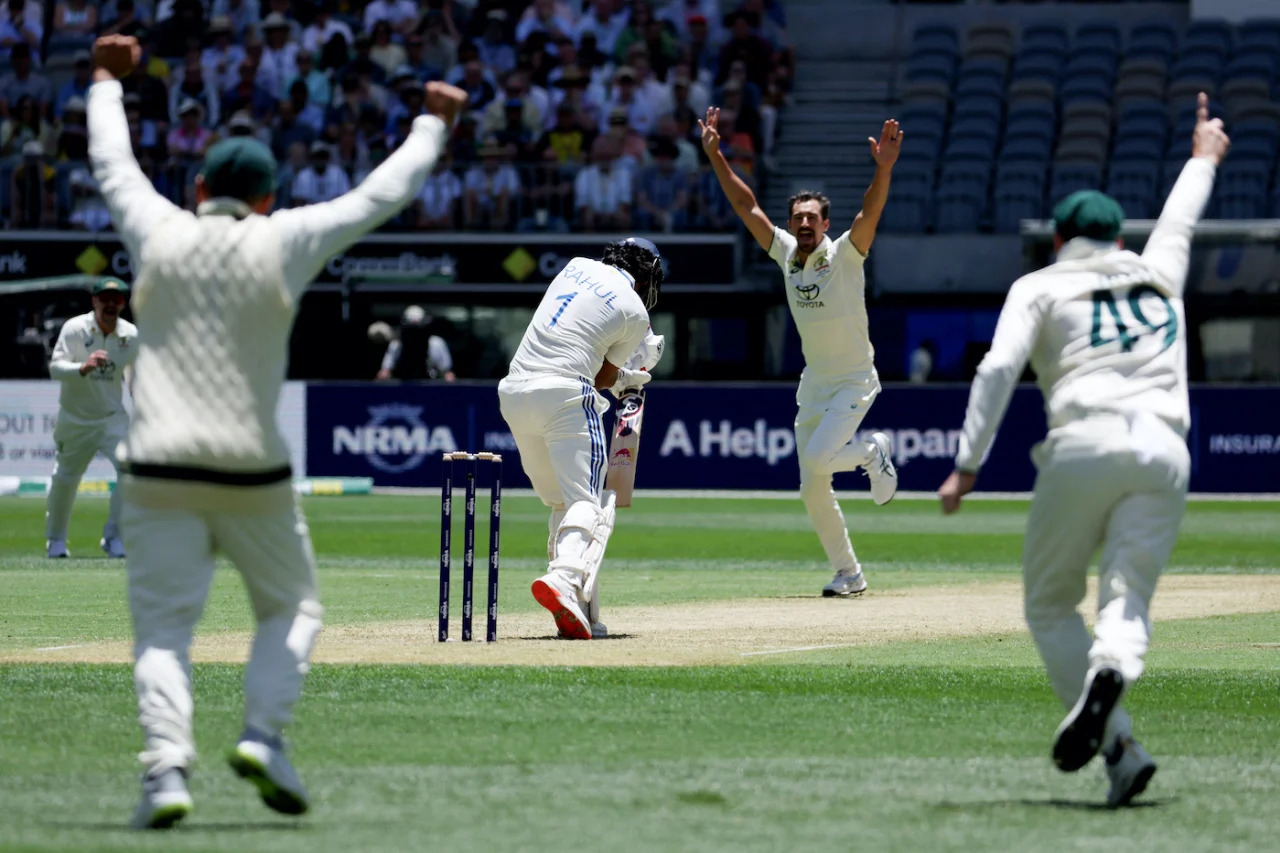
1053, 190, 1125, 242
93, 276, 130, 294
199, 137, 277, 202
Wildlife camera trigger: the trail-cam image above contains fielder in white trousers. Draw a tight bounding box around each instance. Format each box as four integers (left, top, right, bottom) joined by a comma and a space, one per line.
940, 96, 1227, 806
87, 33, 464, 827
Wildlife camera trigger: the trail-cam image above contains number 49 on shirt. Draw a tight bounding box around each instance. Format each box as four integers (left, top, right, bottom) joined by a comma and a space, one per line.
1090, 285, 1178, 352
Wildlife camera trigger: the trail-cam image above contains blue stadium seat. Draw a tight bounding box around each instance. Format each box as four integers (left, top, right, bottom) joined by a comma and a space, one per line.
1239, 19, 1280, 53
1107, 162, 1161, 218
1161, 156, 1191, 198
1065, 53, 1117, 82
1171, 53, 1225, 82
881, 188, 932, 233
1012, 51, 1061, 84
895, 162, 938, 186
901, 100, 948, 126
934, 192, 987, 233
1182, 20, 1234, 59
1229, 137, 1277, 165
943, 137, 997, 163
1060, 75, 1113, 104
1118, 99, 1167, 126
992, 188, 1045, 233
1050, 163, 1104, 205
912, 25, 961, 58
953, 93, 1004, 124
1223, 52, 1277, 83
1127, 22, 1179, 62
1112, 136, 1164, 163
1001, 137, 1053, 163
906, 53, 956, 85
950, 116, 1000, 143
1008, 100, 1057, 127
998, 162, 1049, 188
910, 128, 946, 160
1233, 119, 1280, 150
1215, 162, 1270, 219
1076, 21, 1122, 54
1022, 23, 1069, 56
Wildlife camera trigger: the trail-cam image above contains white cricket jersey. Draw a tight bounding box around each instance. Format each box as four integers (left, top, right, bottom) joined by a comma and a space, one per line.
506, 257, 649, 383
48, 311, 138, 424
88, 79, 445, 480
956, 158, 1217, 472
768, 226, 876, 383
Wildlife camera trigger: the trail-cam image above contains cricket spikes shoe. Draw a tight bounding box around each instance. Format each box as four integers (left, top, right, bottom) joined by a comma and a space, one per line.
132, 767, 193, 830
532, 569, 592, 640
561, 621, 609, 640
1052, 665, 1125, 772
101, 536, 126, 558
46, 539, 69, 558
227, 729, 310, 815
822, 569, 868, 598
866, 432, 898, 506
1104, 736, 1157, 808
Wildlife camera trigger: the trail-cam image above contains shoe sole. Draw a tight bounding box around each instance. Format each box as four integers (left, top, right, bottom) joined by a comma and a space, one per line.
822, 586, 867, 598
531, 579, 591, 640
137, 801, 191, 830
871, 434, 898, 506
1109, 762, 1157, 808
227, 750, 309, 815
1052, 667, 1125, 772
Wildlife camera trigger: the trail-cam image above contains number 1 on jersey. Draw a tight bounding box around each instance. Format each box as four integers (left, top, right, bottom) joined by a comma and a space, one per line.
549, 292, 577, 328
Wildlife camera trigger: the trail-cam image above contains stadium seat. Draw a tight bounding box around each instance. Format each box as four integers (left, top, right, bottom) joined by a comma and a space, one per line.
1008, 99, 1057, 126
956, 74, 1007, 101
1063, 99, 1112, 125
1182, 20, 1234, 59
881, 188, 932, 233
902, 79, 952, 102
1170, 53, 1225, 83
993, 176, 1046, 233
1239, 19, 1280, 53
1118, 99, 1167, 126
1223, 52, 1278, 83
1076, 21, 1123, 55
1221, 77, 1273, 114
1050, 162, 1104, 205
1060, 116, 1112, 146
1229, 97, 1280, 124
1215, 162, 1271, 219
1167, 77, 1218, 104
1229, 137, 1277, 166
950, 116, 1000, 143
1233, 119, 1280, 150
953, 93, 1004, 124
906, 53, 957, 85
943, 138, 997, 163
1060, 75, 1113, 105
1065, 54, 1117, 86
1012, 51, 1061, 84
1107, 162, 1161, 218
1111, 136, 1165, 163
1021, 23, 1069, 57
1114, 74, 1166, 105
1056, 137, 1109, 164
964, 23, 1015, 60
911, 24, 961, 57
1008, 79, 1057, 103
1000, 137, 1053, 163
1127, 22, 1179, 63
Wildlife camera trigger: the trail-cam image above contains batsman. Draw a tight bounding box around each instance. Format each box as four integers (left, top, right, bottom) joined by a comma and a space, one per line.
498, 238, 665, 640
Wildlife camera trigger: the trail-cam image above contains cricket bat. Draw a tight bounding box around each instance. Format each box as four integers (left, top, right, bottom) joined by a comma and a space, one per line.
605, 387, 645, 507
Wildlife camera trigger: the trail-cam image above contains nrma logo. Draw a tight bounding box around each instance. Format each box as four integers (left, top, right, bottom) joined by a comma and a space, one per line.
332, 404, 457, 473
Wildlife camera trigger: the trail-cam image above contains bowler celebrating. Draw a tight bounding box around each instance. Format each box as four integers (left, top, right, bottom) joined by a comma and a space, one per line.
499, 238, 663, 640
938, 95, 1229, 807
45, 276, 137, 559
701, 106, 900, 598
87, 35, 465, 828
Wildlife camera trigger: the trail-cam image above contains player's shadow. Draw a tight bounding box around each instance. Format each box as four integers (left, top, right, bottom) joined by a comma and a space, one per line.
42, 820, 308, 832
935, 797, 1172, 812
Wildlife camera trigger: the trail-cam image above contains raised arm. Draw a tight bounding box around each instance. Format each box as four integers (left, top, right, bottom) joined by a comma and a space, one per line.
274, 82, 466, 297
87, 36, 183, 259
1142, 93, 1229, 297
699, 106, 774, 251
848, 119, 902, 255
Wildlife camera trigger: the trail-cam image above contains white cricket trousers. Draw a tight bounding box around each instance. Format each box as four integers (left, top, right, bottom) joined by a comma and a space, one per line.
120, 476, 323, 774
794, 375, 881, 573
45, 414, 127, 542
1023, 413, 1189, 745
498, 375, 609, 550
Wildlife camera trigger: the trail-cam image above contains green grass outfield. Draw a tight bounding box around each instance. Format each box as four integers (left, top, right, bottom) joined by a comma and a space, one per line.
0, 494, 1277, 852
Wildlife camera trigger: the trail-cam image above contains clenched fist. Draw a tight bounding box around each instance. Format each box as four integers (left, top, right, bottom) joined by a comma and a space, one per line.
92, 35, 140, 81
425, 81, 468, 127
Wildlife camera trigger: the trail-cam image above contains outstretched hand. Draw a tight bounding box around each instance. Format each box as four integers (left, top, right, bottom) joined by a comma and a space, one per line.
869, 119, 903, 168
1191, 91, 1230, 166
697, 106, 721, 156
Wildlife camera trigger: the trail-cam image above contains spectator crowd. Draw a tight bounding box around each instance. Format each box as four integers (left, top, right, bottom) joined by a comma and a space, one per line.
0, 0, 792, 233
